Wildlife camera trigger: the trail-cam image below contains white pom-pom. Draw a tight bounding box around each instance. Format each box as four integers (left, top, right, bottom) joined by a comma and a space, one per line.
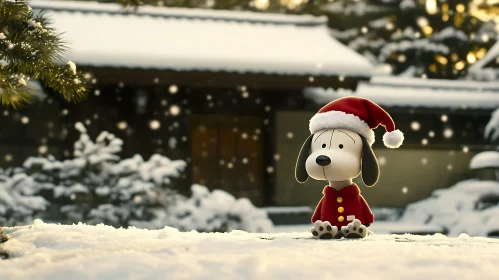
383, 129, 404, 148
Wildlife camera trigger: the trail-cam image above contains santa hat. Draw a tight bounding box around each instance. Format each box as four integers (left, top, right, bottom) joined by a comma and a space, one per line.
309, 96, 404, 148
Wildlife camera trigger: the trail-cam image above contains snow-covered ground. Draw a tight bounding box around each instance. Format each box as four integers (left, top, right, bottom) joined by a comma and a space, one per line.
2, 220, 499, 280
274, 221, 443, 235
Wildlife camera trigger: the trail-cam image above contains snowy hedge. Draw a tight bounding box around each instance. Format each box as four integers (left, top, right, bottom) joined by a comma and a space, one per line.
0, 123, 273, 233
399, 180, 499, 237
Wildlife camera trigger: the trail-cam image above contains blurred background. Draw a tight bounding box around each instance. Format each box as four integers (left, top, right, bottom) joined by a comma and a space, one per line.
1, 0, 499, 236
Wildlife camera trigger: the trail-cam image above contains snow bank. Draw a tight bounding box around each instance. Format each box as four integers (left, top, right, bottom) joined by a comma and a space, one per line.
399, 180, 499, 237
1, 220, 499, 279
470, 151, 499, 169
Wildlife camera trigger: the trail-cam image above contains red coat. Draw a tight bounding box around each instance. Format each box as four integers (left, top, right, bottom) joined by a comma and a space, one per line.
312, 184, 374, 228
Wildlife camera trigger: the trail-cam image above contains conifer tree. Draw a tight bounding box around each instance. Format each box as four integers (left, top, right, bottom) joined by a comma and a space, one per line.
0, 0, 87, 107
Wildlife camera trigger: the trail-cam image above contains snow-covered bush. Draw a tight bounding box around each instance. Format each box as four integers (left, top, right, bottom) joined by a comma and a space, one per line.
166, 185, 273, 233
0, 169, 48, 226
23, 123, 187, 228
1, 123, 272, 232
399, 180, 499, 237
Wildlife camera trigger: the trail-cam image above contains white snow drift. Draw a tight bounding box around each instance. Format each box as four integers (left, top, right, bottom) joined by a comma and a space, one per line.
1, 220, 499, 280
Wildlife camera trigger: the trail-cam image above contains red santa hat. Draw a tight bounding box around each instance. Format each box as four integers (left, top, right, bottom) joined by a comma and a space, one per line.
309, 96, 404, 148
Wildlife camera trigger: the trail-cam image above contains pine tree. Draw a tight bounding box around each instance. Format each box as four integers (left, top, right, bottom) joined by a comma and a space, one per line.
326, 0, 498, 79
0, 0, 89, 108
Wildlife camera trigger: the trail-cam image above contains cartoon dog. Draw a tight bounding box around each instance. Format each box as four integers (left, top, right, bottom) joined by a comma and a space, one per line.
295, 97, 404, 239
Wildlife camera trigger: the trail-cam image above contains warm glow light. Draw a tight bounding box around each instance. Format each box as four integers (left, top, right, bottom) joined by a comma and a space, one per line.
426, 0, 438, 14
435, 55, 448, 65
467, 52, 477, 63
254, 0, 270, 10
442, 14, 449, 21
429, 64, 437, 72
422, 26, 433, 35
476, 48, 487, 59
455, 61, 465, 70
456, 4, 465, 13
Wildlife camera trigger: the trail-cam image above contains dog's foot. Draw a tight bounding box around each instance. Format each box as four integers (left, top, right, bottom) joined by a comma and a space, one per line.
341, 219, 368, 239
311, 220, 338, 239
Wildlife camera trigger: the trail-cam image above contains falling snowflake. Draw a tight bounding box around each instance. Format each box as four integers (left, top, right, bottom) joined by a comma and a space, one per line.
169, 137, 177, 149
116, 121, 128, 130
361, 26, 368, 33
227, 162, 234, 169
94, 89, 101, 96
443, 128, 453, 139
149, 120, 161, 130
462, 146, 469, 153
242, 158, 249, 164
207, 95, 212, 100
421, 158, 428, 165
233, 127, 239, 133
447, 164, 453, 171
153, 77, 159, 84
378, 156, 387, 166
421, 138, 428, 145
85, 119, 91, 126
410, 121, 420, 131
241, 133, 248, 139
402, 187, 408, 194
4, 154, 13, 162
21, 116, 29, 124
308, 76, 315, 82
62, 109, 69, 116
441, 114, 448, 122
182, 136, 188, 142
252, 135, 258, 141
38, 145, 48, 154
169, 85, 178, 94
161, 99, 168, 107
274, 154, 280, 161
265, 106, 271, 112
242, 91, 249, 98
219, 160, 225, 166
428, 131, 435, 138
266, 166, 274, 173
169, 105, 181, 116
287, 132, 294, 139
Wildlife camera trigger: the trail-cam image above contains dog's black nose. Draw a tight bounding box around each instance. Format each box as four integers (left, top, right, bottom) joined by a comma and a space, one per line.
316, 155, 331, 166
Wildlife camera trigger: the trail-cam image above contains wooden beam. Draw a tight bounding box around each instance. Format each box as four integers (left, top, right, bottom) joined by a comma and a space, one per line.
81, 67, 369, 90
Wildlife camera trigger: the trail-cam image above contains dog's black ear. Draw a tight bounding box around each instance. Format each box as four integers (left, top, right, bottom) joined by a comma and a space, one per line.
360, 135, 379, 187
295, 134, 313, 184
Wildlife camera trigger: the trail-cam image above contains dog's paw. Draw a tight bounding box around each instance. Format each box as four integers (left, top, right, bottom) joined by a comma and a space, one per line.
311, 220, 338, 239
341, 219, 368, 239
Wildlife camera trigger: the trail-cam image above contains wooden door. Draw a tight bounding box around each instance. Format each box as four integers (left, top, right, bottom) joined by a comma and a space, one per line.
190, 115, 263, 205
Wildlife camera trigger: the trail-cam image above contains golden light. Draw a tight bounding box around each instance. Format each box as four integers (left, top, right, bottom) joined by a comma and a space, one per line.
422, 26, 433, 35
467, 52, 477, 63
435, 55, 448, 65
470, 0, 499, 24
426, 0, 438, 14
254, 0, 270, 10
451, 53, 459, 61
455, 61, 465, 70
429, 64, 438, 72
442, 14, 449, 21
476, 48, 487, 59
456, 4, 466, 13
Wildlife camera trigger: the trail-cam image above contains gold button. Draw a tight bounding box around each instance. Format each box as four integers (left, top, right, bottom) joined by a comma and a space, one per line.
338, 207, 344, 213
337, 197, 343, 203
338, 216, 344, 222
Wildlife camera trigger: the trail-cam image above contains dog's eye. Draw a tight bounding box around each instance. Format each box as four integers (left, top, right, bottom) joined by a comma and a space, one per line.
339, 144, 344, 149
322, 144, 326, 148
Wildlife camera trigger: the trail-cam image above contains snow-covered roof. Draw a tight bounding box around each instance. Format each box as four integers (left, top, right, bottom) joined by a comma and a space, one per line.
304, 76, 499, 109
30, 0, 372, 77
470, 151, 499, 170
